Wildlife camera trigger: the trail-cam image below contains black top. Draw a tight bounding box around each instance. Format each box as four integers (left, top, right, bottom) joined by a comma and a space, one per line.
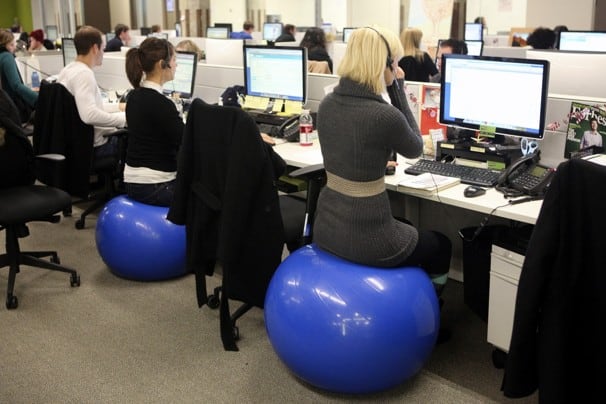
125, 87, 184, 172
307, 47, 333, 73
398, 52, 438, 82
104, 37, 123, 52
275, 33, 295, 42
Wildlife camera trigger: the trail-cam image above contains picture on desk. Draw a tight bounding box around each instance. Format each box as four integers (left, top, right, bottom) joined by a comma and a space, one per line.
564, 101, 606, 157
420, 84, 447, 156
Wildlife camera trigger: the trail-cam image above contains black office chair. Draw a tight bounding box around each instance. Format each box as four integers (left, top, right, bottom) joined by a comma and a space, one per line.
33, 82, 127, 229
168, 99, 325, 350
0, 88, 80, 309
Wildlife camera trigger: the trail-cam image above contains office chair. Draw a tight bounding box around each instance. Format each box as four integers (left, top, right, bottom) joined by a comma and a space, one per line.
0, 88, 80, 309
32, 82, 127, 229
167, 99, 325, 351
503, 158, 606, 402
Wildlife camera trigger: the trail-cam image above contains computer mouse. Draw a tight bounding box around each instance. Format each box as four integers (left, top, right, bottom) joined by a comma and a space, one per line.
464, 185, 486, 198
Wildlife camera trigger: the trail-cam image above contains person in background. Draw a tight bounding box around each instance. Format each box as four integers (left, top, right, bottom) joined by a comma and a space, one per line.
175, 39, 204, 60
275, 24, 296, 42
430, 38, 468, 83
230, 21, 254, 39
29, 29, 47, 51
313, 25, 452, 302
300, 27, 333, 73
57, 26, 125, 159
0, 30, 38, 122
398, 27, 437, 82
15, 32, 29, 55
149, 24, 165, 38
105, 23, 131, 52
474, 16, 487, 34
123, 37, 183, 206
527, 27, 556, 49
553, 25, 569, 49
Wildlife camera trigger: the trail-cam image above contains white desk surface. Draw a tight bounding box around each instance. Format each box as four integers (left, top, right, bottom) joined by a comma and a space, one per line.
274, 141, 541, 225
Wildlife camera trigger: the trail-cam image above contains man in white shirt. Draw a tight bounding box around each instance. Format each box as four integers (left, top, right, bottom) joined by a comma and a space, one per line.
580, 118, 603, 149
57, 25, 126, 159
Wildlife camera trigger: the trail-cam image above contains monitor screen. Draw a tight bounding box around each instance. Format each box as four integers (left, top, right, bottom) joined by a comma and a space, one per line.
214, 23, 233, 33
243, 45, 307, 103
61, 38, 77, 66
263, 22, 283, 42
206, 26, 230, 39
106, 32, 115, 43
342, 27, 356, 43
163, 51, 198, 99
558, 31, 606, 52
140, 27, 151, 36
440, 54, 550, 139
465, 40, 483, 56
45, 25, 58, 41
465, 23, 483, 41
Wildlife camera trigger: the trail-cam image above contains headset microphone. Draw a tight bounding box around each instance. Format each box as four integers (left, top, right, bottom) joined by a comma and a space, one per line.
365, 27, 398, 89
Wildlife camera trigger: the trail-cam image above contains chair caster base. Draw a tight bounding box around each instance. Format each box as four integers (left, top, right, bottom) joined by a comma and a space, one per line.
6, 294, 18, 310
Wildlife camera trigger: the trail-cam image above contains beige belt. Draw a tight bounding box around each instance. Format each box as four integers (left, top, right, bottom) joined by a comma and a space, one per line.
326, 171, 385, 197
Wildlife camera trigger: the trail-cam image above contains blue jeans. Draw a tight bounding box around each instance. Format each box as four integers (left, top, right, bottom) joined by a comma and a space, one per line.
125, 180, 176, 207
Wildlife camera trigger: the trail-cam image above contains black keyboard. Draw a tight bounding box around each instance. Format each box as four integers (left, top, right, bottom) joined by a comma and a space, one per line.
405, 159, 502, 187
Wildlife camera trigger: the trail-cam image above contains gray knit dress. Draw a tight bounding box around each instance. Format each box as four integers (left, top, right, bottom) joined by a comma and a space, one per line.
313, 77, 423, 267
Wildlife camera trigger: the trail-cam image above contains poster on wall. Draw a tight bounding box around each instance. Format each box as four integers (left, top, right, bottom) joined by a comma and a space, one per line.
407, 0, 454, 48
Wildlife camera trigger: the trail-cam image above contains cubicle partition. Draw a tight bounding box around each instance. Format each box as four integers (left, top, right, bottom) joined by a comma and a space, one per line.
481, 46, 528, 59
16, 52, 63, 85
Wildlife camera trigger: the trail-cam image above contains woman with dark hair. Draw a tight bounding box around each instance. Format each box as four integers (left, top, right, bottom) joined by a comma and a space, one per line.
300, 27, 333, 73
123, 37, 184, 206
527, 27, 556, 49
0, 30, 38, 122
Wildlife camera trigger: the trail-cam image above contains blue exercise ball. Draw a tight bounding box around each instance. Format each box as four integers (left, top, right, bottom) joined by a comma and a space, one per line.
95, 196, 187, 281
264, 244, 439, 394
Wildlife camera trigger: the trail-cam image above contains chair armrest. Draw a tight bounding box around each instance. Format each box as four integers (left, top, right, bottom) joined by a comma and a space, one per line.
289, 163, 325, 179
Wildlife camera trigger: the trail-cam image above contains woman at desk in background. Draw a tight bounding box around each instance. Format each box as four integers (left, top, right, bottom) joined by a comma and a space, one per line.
0, 30, 38, 123
398, 27, 437, 82
299, 27, 333, 73
123, 37, 184, 206
313, 26, 452, 298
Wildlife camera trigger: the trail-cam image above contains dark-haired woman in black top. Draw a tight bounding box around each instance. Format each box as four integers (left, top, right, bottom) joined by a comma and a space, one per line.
300, 27, 333, 73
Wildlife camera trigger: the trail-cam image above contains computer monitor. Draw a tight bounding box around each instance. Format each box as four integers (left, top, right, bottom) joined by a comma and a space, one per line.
61, 38, 77, 66
342, 27, 356, 43
558, 31, 606, 52
206, 26, 230, 39
440, 54, 550, 139
465, 40, 483, 56
106, 32, 115, 43
464, 23, 483, 41
263, 22, 283, 42
45, 25, 58, 41
140, 27, 151, 36
162, 51, 198, 99
243, 45, 307, 103
214, 23, 233, 33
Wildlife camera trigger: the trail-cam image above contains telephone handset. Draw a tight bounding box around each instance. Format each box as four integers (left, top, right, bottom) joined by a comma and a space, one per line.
279, 115, 300, 142
496, 152, 555, 196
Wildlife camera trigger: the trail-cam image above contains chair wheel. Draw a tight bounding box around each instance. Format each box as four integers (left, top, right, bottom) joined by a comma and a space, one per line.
207, 294, 220, 309
492, 348, 507, 369
70, 273, 81, 287
75, 219, 85, 229
6, 295, 18, 309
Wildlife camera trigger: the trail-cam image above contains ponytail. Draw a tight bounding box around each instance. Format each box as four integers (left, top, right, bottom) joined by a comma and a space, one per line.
125, 47, 143, 88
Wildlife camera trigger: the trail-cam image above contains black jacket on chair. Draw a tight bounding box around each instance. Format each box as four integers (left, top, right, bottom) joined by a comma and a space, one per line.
33, 83, 94, 199
502, 158, 606, 403
167, 99, 285, 349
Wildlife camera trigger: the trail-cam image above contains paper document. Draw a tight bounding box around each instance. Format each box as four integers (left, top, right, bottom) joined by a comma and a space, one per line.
398, 173, 460, 196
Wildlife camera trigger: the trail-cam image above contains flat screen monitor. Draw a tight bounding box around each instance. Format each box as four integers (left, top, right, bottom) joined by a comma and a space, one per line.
440, 54, 550, 139
140, 27, 151, 36
106, 32, 115, 43
263, 22, 283, 42
206, 26, 230, 39
45, 25, 58, 41
162, 51, 198, 99
465, 23, 483, 41
465, 40, 483, 56
61, 38, 77, 66
558, 31, 606, 52
243, 45, 307, 103
342, 27, 356, 43
214, 23, 233, 33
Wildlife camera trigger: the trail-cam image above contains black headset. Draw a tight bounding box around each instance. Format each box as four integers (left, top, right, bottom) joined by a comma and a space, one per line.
161, 39, 171, 69
365, 27, 393, 68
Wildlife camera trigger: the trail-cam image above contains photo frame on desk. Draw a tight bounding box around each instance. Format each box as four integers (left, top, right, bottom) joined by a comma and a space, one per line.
564, 101, 606, 158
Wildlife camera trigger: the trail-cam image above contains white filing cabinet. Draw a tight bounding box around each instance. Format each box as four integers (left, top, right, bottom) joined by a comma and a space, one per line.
487, 244, 525, 352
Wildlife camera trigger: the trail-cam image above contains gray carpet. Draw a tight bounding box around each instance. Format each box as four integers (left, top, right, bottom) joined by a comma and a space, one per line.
0, 208, 536, 403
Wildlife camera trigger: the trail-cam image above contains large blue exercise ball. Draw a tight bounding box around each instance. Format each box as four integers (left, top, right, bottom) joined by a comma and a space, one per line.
264, 244, 439, 394
95, 196, 187, 281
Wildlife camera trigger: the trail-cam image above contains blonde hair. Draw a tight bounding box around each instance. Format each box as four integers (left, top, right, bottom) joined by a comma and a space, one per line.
175, 39, 203, 60
0, 30, 15, 48
400, 27, 424, 63
337, 26, 403, 95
